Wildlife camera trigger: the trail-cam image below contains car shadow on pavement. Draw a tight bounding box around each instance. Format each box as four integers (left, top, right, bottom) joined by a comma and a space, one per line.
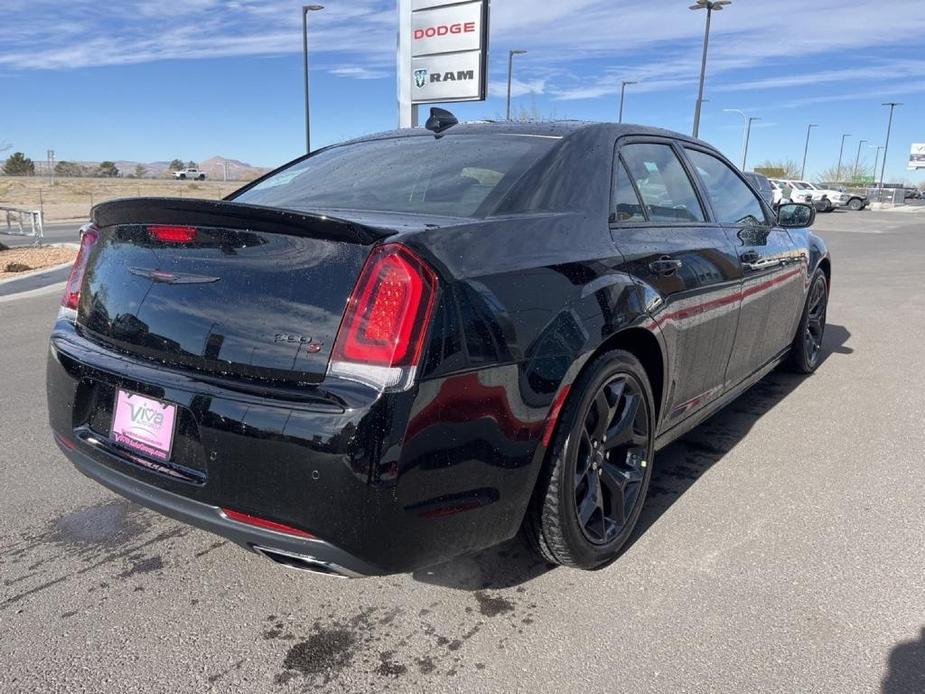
881, 627, 925, 693
415, 324, 853, 591
628, 322, 852, 548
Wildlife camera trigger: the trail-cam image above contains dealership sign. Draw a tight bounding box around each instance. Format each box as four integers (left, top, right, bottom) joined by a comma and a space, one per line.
909, 143, 925, 170
399, 0, 489, 125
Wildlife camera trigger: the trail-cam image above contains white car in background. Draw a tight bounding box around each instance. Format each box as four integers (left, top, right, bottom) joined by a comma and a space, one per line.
773, 180, 847, 212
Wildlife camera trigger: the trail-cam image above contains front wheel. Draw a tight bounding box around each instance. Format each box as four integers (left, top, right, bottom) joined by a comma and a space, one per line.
848, 198, 863, 211
525, 350, 655, 570
786, 270, 828, 374
198, 175, 205, 181
178, 174, 186, 180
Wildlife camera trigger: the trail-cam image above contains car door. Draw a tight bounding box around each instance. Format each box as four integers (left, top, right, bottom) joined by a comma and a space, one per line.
611, 139, 744, 426
682, 146, 804, 386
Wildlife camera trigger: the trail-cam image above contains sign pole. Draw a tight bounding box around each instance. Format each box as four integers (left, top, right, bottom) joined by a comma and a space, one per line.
398, 0, 418, 128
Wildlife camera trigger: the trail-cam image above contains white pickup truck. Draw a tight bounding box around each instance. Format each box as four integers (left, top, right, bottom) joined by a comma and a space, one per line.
173, 168, 206, 181
770, 179, 848, 212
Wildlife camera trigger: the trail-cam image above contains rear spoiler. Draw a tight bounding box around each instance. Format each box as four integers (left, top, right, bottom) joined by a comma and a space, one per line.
91, 197, 392, 245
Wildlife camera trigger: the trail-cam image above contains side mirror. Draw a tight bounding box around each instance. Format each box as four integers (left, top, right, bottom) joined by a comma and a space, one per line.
778, 202, 815, 229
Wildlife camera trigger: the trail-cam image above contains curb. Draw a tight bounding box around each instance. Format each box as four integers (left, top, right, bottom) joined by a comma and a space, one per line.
0, 259, 74, 286
0, 280, 67, 303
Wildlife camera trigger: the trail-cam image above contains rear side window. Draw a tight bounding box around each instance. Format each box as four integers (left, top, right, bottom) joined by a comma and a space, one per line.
233, 134, 557, 219
619, 143, 705, 223
611, 160, 646, 222
685, 149, 767, 227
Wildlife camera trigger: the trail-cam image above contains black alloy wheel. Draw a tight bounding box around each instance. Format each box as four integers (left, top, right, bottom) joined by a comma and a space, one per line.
573, 375, 649, 545
787, 270, 828, 374
525, 350, 655, 569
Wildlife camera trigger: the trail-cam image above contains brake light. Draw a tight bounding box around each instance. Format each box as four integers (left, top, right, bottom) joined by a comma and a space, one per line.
221, 508, 316, 539
148, 225, 197, 243
328, 244, 438, 390
61, 225, 99, 312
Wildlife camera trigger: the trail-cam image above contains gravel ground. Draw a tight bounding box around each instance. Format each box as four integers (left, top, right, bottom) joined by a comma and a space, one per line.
0, 208, 923, 693
0, 245, 76, 278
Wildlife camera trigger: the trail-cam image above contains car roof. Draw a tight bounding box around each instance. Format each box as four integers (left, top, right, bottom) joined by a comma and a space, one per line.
337, 120, 714, 149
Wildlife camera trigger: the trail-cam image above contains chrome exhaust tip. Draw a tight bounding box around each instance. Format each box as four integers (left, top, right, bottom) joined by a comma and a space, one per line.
252, 546, 357, 578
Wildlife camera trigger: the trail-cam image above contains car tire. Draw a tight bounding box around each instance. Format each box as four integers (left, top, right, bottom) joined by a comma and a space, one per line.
785, 269, 828, 374
524, 349, 655, 570
179, 174, 186, 180
848, 198, 863, 211
823, 200, 834, 213
198, 175, 205, 181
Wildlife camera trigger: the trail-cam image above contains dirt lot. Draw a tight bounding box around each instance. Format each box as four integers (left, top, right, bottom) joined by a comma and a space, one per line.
0, 177, 249, 221
0, 244, 77, 278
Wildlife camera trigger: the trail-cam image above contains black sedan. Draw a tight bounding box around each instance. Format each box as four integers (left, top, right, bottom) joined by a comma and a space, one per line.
47, 116, 830, 576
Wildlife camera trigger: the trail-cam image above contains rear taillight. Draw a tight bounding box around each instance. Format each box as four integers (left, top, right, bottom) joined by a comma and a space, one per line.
60, 224, 99, 315
148, 225, 197, 243
328, 243, 437, 391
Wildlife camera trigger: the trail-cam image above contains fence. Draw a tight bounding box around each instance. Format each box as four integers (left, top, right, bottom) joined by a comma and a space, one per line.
1, 206, 44, 243
866, 188, 906, 206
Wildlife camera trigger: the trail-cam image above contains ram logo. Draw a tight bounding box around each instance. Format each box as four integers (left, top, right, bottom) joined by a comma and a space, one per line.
413, 69, 428, 89
429, 70, 474, 83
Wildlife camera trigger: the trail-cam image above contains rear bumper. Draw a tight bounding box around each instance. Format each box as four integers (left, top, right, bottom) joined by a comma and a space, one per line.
56, 435, 384, 577
47, 321, 538, 575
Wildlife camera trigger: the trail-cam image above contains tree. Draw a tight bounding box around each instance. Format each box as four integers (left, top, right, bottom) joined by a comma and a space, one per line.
97, 161, 120, 178
134, 164, 147, 179
186, 160, 198, 169
754, 159, 801, 179
3, 152, 35, 176
168, 159, 185, 171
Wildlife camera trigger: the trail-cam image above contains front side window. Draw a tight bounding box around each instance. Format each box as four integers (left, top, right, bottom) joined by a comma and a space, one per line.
233, 134, 558, 218
685, 149, 768, 227
619, 143, 705, 223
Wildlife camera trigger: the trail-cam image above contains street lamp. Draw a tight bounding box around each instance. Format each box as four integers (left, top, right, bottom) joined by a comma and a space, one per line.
836, 133, 851, 184
723, 108, 747, 167
853, 139, 867, 182
619, 81, 637, 124
871, 145, 884, 184
742, 116, 760, 171
879, 102, 902, 194
302, 4, 324, 154
800, 123, 818, 180
506, 49, 528, 121
689, 0, 732, 138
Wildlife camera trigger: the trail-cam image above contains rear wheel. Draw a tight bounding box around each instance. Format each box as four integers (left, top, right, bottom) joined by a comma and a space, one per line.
525, 350, 655, 570
848, 198, 863, 211
178, 174, 186, 180
786, 270, 828, 374
198, 174, 205, 181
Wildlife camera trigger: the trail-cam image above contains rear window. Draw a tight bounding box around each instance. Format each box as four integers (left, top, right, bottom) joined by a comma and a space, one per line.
233, 134, 558, 218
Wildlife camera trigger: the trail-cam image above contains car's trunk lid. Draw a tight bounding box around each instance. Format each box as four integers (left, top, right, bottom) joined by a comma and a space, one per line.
77, 198, 393, 384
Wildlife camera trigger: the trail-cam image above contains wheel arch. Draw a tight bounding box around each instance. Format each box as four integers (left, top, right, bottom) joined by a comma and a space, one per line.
591, 326, 666, 427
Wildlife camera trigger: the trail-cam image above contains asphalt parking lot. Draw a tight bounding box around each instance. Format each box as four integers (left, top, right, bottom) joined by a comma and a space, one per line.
1, 208, 924, 693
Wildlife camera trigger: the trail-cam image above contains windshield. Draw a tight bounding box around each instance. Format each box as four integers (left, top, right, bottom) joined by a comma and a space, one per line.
793, 182, 811, 190
233, 134, 559, 218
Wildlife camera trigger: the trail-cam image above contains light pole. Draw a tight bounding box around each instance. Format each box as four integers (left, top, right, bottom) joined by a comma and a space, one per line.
853, 139, 867, 182
506, 49, 528, 121
689, 0, 732, 138
302, 4, 324, 154
723, 108, 747, 166
800, 123, 818, 180
871, 145, 884, 184
879, 102, 902, 194
619, 81, 637, 123
742, 116, 760, 171
835, 133, 851, 184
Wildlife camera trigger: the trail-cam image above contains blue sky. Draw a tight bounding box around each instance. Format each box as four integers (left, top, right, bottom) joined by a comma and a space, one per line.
1, 0, 924, 184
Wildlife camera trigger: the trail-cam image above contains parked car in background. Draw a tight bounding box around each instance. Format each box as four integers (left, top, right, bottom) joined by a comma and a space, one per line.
776, 180, 846, 212
48, 119, 830, 576
819, 183, 870, 211
742, 172, 775, 208
904, 188, 922, 200
174, 168, 206, 180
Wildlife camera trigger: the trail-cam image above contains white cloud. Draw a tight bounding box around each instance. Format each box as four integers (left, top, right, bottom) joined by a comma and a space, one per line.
329, 66, 390, 80
2, 0, 925, 111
